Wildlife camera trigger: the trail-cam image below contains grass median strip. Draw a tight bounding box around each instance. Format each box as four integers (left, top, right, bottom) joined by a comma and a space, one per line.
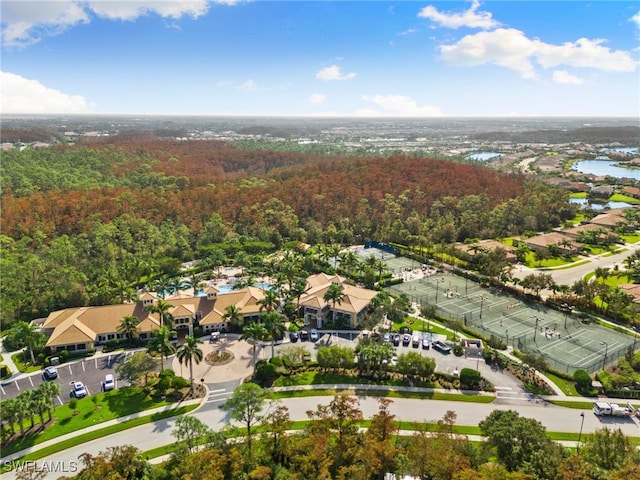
270, 388, 495, 403
1, 404, 197, 470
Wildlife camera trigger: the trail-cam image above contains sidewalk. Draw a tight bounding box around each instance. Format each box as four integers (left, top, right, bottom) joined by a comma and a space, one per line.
0, 396, 204, 463
0, 343, 22, 382
270, 383, 496, 397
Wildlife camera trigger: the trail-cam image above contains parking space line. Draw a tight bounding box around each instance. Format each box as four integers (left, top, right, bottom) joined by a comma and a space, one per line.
68, 365, 73, 375
56, 395, 63, 407
29, 376, 34, 387
0, 384, 5, 395
82, 361, 85, 372
15, 380, 20, 392
95, 358, 98, 368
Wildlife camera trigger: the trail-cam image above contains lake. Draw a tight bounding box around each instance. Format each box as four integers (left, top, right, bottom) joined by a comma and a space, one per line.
466, 152, 504, 161
569, 198, 632, 210
571, 160, 640, 181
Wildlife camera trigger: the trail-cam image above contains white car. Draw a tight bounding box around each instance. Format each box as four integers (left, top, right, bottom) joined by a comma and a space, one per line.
103, 374, 115, 391
309, 329, 319, 342
71, 381, 88, 398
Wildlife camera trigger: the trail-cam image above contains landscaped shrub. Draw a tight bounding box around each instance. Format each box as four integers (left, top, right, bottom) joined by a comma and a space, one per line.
255, 360, 277, 383
172, 376, 190, 389
59, 350, 69, 362
269, 356, 283, 367
573, 369, 592, 393
453, 344, 464, 356
460, 368, 481, 389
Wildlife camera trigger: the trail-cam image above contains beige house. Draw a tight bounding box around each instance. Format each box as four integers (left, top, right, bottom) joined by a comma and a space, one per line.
43, 286, 266, 353
521, 232, 580, 255
298, 273, 378, 329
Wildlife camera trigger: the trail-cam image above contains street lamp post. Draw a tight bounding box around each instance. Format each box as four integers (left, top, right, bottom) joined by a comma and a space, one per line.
435, 279, 439, 304
562, 303, 570, 330
480, 296, 486, 319
601, 341, 609, 370
577, 412, 585, 452
531, 316, 541, 342
476, 351, 482, 370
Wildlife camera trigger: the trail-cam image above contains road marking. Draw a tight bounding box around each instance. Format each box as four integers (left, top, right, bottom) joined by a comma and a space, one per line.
68, 365, 73, 375
56, 395, 63, 407
28, 376, 34, 387
95, 358, 98, 368
82, 362, 85, 372
207, 389, 232, 403
0, 384, 5, 395
15, 381, 20, 392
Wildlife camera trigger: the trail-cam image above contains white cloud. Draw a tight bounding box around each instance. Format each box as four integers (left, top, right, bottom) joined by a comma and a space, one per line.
439, 28, 538, 78
88, 1, 209, 21
308, 94, 326, 105
552, 70, 583, 85
536, 37, 638, 71
1, 0, 229, 47
398, 28, 418, 36
0, 71, 93, 114
631, 11, 640, 28
418, 0, 499, 30
238, 79, 256, 91
1, 1, 89, 47
439, 28, 637, 78
360, 94, 442, 116
316, 65, 356, 81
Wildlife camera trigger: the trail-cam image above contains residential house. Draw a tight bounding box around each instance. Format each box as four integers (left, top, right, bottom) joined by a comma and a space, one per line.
298, 273, 378, 329
521, 232, 580, 255
42, 287, 266, 353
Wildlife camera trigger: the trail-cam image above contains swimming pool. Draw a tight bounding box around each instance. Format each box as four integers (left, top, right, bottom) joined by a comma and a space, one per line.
197, 282, 274, 295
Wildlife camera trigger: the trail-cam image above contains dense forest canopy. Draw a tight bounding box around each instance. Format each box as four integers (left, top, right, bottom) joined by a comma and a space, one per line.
1, 139, 576, 326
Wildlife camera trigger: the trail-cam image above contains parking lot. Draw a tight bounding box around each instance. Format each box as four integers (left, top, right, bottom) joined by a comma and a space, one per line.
0, 351, 134, 406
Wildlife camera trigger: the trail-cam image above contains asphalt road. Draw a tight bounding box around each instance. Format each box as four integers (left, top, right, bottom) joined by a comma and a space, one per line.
3, 394, 639, 480
512, 242, 640, 292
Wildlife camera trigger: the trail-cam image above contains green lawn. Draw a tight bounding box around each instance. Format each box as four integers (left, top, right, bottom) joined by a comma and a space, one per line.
2, 387, 179, 456
621, 233, 640, 243
3, 404, 197, 468
523, 252, 579, 268
11, 352, 43, 374
544, 372, 579, 396
609, 193, 640, 205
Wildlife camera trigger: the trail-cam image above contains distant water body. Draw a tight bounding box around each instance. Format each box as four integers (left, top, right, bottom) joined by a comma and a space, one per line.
572, 160, 640, 181
466, 152, 504, 161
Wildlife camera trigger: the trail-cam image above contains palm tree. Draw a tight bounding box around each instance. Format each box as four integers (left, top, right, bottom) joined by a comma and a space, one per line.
117, 315, 140, 346
148, 326, 176, 371
145, 299, 174, 330
12, 395, 27, 436
323, 283, 346, 327
261, 311, 287, 358
38, 380, 60, 421
257, 288, 281, 314
31, 388, 48, 428
11, 321, 43, 364
240, 322, 268, 377
223, 304, 242, 333
176, 336, 204, 395
185, 272, 206, 297
1, 399, 19, 435
19, 390, 37, 429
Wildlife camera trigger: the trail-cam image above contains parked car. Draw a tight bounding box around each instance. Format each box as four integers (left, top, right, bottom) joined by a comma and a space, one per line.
432, 340, 452, 353
299, 330, 309, 342
393, 334, 401, 346
422, 337, 430, 350
43, 366, 58, 380
209, 331, 220, 343
289, 331, 299, 343
412, 335, 420, 348
402, 334, 411, 346
71, 381, 88, 398
103, 374, 115, 391
310, 329, 319, 342
390, 355, 398, 367
383, 332, 391, 343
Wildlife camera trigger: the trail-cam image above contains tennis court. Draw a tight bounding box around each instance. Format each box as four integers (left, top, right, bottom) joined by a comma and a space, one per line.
387, 271, 635, 374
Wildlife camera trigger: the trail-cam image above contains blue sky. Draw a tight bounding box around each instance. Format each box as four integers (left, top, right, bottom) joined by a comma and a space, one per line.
1, 1, 639, 116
